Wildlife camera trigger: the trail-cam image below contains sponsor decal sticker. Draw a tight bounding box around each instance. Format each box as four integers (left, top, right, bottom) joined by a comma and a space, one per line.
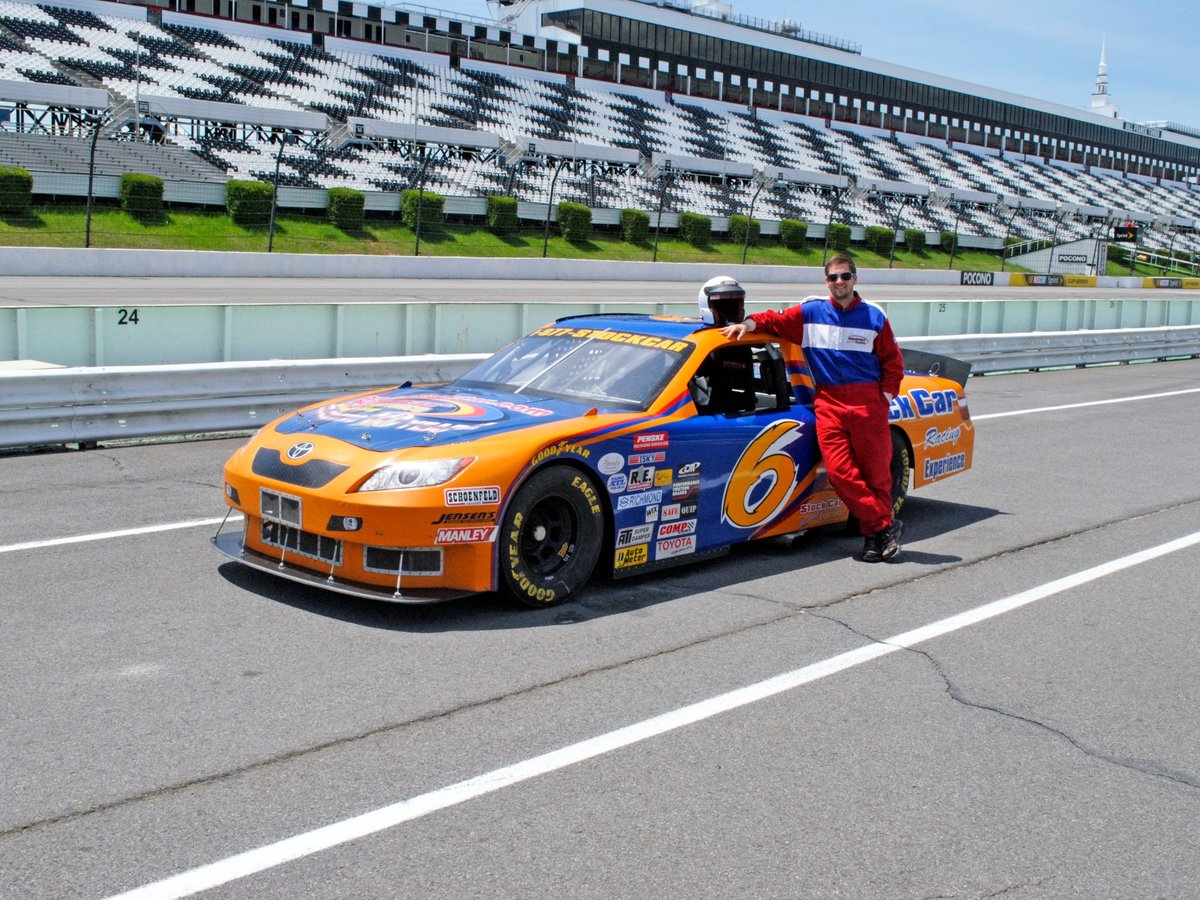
615, 543, 649, 568
616, 524, 654, 547
436, 526, 498, 544
629, 452, 666, 465
627, 466, 656, 491
617, 490, 663, 510
661, 503, 681, 521
676, 461, 701, 479
444, 486, 501, 506
798, 498, 843, 515
598, 452, 625, 475
654, 469, 672, 487
679, 501, 699, 517
607, 473, 628, 493
644, 505, 660, 523
657, 519, 696, 539
432, 511, 495, 525
656, 535, 697, 559
531, 440, 592, 466
672, 482, 699, 500
633, 432, 669, 451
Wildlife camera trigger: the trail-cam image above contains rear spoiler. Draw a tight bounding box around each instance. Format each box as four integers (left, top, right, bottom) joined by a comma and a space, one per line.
900, 348, 972, 389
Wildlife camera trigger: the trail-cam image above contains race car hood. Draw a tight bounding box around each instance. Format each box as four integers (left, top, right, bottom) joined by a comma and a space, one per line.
272, 384, 601, 452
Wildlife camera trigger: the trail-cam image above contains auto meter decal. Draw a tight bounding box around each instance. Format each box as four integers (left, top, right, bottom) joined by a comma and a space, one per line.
722, 420, 806, 530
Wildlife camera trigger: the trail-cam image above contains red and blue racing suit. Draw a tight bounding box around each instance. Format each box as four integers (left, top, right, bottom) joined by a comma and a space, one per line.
748, 293, 904, 536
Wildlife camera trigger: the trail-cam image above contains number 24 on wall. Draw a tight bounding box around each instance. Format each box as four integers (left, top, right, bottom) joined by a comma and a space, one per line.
117, 308, 139, 325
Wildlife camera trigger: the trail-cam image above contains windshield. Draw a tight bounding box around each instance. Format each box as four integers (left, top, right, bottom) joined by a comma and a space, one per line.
457, 333, 688, 410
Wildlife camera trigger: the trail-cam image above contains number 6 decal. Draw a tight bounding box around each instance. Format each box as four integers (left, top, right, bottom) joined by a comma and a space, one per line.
722, 420, 805, 529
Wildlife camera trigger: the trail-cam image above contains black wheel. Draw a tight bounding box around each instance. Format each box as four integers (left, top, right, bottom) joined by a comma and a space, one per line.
890, 428, 911, 517
499, 467, 604, 607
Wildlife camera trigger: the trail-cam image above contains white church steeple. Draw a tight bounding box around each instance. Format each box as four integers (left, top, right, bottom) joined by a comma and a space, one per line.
1089, 36, 1119, 118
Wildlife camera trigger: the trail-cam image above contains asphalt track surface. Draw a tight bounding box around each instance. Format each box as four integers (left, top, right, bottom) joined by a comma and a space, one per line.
3, 352, 1199, 898
2, 275, 1196, 308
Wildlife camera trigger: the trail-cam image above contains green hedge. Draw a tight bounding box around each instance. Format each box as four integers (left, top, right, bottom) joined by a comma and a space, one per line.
401, 188, 444, 228
226, 179, 272, 227
620, 207, 649, 244
827, 222, 852, 251
557, 201, 592, 242
678, 211, 711, 247
327, 187, 364, 231
486, 195, 518, 234
940, 230, 957, 253
729, 214, 760, 247
119, 173, 163, 218
0, 165, 33, 215
780, 218, 807, 250
864, 225, 894, 255
904, 228, 926, 252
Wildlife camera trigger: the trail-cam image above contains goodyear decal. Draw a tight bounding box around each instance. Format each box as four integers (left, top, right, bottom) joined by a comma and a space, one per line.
532, 439, 592, 466
532, 326, 689, 354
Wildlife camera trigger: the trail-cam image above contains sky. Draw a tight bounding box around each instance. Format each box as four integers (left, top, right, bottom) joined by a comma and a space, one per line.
406, 0, 1199, 128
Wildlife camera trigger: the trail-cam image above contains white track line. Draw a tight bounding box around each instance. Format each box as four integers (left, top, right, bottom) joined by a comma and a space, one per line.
107, 529, 1200, 900
0, 517, 236, 555
973, 385, 1200, 421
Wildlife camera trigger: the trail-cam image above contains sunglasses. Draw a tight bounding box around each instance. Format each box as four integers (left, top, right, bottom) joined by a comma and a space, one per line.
825, 271, 856, 282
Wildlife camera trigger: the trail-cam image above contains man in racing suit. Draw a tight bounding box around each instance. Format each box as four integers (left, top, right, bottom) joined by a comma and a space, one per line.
719, 256, 905, 562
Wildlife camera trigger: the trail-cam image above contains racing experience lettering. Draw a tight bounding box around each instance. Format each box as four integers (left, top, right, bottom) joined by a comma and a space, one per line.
924, 453, 967, 480
532, 326, 689, 353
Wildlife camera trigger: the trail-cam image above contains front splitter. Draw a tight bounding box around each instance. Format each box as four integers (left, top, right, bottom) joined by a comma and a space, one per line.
211, 530, 476, 604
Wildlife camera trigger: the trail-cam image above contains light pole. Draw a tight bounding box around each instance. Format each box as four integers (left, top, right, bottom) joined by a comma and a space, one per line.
886, 194, 907, 269
651, 161, 672, 263
132, 29, 142, 141
947, 200, 963, 270
413, 144, 436, 256
999, 201, 1023, 273
267, 132, 297, 253
1046, 204, 1066, 276
84, 112, 108, 248
542, 157, 570, 258
740, 173, 775, 265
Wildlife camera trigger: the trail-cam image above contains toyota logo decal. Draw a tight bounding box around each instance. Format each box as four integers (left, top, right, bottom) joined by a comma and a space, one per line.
287, 442, 315, 460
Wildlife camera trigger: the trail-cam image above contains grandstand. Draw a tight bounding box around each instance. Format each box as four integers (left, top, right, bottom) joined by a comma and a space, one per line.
0, 0, 1197, 268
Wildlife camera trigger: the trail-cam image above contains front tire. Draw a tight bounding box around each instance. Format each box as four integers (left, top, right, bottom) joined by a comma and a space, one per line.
500, 467, 604, 607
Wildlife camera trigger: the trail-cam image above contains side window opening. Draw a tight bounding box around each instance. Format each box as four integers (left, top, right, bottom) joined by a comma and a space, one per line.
691, 342, 792, 415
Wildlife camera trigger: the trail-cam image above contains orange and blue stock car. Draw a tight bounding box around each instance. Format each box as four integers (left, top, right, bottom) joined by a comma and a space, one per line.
214, 313, 974, 606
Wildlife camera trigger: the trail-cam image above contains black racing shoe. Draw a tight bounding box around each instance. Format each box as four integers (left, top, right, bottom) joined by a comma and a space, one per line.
862, 531, 883, 563
880, 519, 904, 561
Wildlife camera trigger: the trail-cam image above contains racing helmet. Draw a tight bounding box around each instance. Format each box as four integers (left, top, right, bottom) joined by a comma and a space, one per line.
697, 275, 746, 326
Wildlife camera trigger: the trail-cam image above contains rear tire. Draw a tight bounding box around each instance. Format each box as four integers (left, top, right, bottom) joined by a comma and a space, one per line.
499, 467, 604, 608
890, 428, 911, 517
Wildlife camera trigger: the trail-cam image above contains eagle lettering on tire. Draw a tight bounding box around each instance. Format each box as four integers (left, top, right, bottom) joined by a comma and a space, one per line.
501, 467, 604, 607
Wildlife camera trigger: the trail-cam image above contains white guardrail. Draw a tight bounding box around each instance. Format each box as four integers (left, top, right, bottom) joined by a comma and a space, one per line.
2, 328, 1199, 450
